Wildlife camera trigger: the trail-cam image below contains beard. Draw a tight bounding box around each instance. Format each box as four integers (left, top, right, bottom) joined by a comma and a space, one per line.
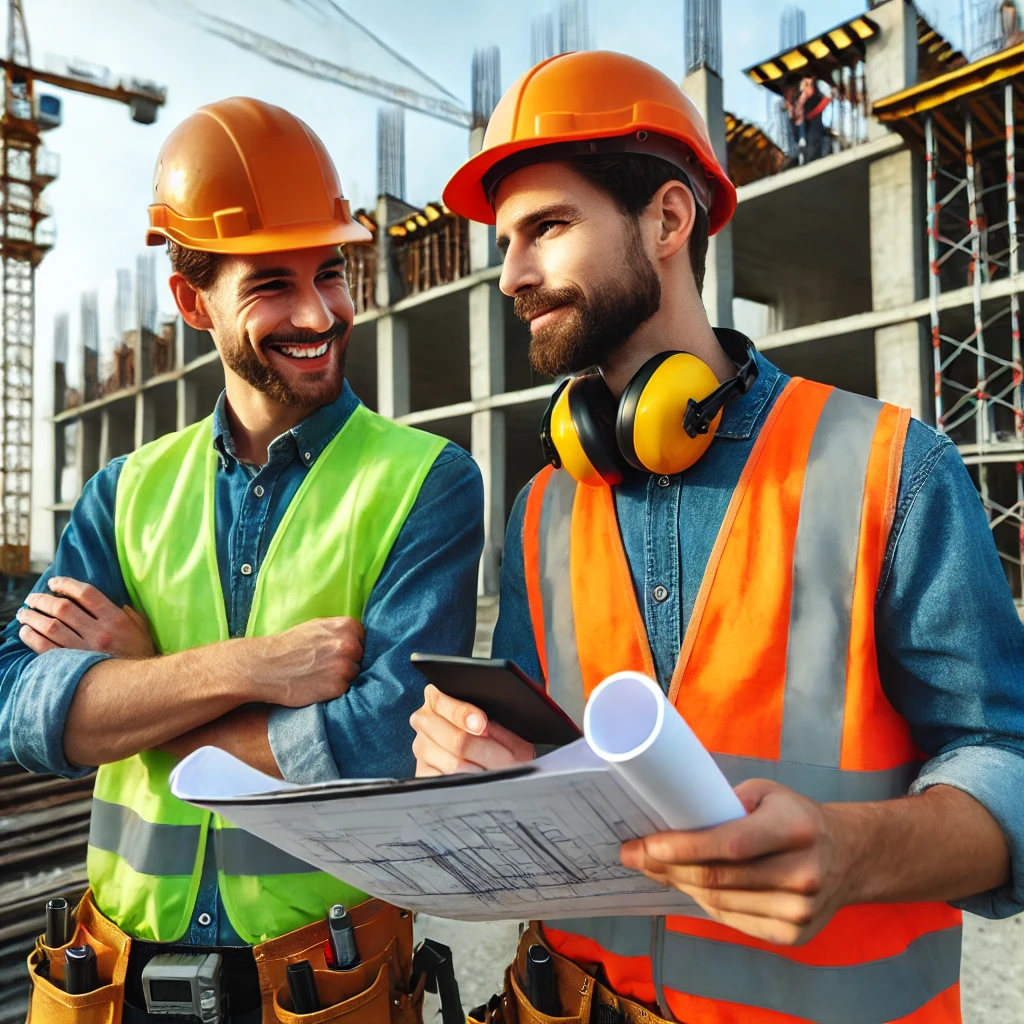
221, 321, 349, 409
515, 219, 662, 377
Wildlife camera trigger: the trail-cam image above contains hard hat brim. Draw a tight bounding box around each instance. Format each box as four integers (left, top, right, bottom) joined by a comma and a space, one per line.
443, 131, 736, 236
146, 219, 373, 254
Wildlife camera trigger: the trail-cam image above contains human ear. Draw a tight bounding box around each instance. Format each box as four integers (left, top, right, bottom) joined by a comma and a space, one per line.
652, 181, 697, 262
169, 273, 213, 332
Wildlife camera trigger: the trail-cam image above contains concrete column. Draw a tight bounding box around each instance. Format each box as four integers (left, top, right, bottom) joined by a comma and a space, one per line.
135, 392, 157, 450
470, 281, 506, 596
863, 1, 928, 415
375, 315, 410, 419
177, 376, 199, 431
74, 415, 100, 499
682, 66, 734, 328
98, 409, 112, 467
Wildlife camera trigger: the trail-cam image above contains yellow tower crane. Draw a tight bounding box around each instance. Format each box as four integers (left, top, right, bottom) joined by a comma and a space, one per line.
0, 0, 165, 576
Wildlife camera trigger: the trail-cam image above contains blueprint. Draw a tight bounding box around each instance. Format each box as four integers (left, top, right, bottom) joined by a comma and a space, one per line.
171, 741, 709, 920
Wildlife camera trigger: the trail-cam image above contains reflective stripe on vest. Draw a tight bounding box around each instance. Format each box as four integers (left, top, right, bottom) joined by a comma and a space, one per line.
523, 378, 962, 1024
544, 917, 962, 1024
93, 406, 446, 943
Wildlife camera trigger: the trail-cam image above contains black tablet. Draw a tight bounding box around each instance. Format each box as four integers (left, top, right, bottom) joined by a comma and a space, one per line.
410, 654, 582, 747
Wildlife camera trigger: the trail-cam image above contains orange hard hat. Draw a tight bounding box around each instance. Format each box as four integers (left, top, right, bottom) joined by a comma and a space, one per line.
146, 97, 371, 254
443, 51, 736, 235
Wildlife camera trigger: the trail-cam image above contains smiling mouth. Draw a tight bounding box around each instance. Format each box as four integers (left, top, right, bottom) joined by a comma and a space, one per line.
268, 340, 331, 360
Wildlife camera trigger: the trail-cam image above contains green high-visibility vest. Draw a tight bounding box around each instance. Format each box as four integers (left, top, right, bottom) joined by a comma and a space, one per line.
89, 404, 446, 944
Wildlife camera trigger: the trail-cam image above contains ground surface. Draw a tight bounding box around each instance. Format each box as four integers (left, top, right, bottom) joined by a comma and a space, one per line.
416, 913, 1024, 1022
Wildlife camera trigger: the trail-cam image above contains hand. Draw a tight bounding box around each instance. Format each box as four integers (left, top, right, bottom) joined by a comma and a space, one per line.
620, 779, 857, 946
17, 577, 156, 658
410, 683, 536, 776
250, 617, 365, 707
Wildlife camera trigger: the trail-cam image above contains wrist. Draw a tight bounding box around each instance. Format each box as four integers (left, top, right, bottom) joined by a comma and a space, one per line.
212, 635, 268, 705
823, 802, 876, 907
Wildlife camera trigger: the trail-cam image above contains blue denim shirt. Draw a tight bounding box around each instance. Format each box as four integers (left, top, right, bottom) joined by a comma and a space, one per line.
492, 351, 1024, 919
0, 381, 484, 944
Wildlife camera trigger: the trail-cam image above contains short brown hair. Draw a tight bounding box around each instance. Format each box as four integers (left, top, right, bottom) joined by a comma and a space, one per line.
569, 154, 711, 293
167, 242, 225, 291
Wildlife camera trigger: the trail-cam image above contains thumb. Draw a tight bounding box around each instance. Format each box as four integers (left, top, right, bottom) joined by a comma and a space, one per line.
733, 777, 781, 814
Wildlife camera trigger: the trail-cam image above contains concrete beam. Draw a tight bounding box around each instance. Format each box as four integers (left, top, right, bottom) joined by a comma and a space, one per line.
756, 276, 1023, 351
397, 383, 553, 427
376, 315, 411, 419
469, 281, 506, 596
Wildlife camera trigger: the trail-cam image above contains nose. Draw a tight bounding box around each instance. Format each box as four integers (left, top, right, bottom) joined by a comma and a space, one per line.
290, 281, 335, 333
498, 237, 543, 298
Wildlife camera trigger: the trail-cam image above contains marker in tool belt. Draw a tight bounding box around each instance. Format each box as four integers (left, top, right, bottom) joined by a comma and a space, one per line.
45, 897, 71, 947
64, 945, 98, 995
327, 904, 360, 970
287, 960, 321, 1015
526, 944, 560, 1017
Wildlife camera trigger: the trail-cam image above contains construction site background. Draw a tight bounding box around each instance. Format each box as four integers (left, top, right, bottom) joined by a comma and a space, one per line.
6, 0, 1024, 1019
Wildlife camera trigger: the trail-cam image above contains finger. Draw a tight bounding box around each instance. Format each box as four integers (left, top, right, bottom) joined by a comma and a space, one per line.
674, 899, 812, 946
411, 702, 526, 770
636, 794, 815, 865
25, 592, 94, 635
640, 850, 821, 895
423, 684, 489, 736
15, 608, 88, 650
122, 605, 148, 630
415, 762, 443, 778
411, 731, 485, 776
47, 577, 116, 618
484, 719, 536, 763
674, 883, 816, 930
19, 624, 58, 654
733, 777, 784, 813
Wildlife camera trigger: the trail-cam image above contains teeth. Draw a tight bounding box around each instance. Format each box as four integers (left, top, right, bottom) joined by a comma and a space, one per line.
277, 341, 329, 359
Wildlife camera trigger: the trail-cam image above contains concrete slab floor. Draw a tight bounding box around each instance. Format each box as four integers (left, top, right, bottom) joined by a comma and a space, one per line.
415, 914, 1024, 1022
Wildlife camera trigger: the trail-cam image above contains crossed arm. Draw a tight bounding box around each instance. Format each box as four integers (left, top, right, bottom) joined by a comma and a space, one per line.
17, 576, 363, 776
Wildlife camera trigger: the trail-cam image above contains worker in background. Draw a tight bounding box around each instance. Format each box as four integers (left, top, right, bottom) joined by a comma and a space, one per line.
412, 51, 1024, 1023
0, 98, 482, 1022
784, 74, 831, 164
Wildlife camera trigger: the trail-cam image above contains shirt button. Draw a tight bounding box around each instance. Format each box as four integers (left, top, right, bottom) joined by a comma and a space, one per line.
658, 475, 671, 488
653, 585, 669, 603
240, 563, 253, 576
253, 485, 265, 498
304, 451, 312, 462
197, 912, 212, 927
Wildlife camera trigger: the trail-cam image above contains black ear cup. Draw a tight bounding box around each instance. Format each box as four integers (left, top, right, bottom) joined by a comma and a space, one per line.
568, 374, 628, 485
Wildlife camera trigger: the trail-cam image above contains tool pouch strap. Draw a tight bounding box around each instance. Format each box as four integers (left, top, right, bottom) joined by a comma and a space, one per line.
27, 889, 131, 1024
253, 898, 425, 1024
471, 924, 680, 1024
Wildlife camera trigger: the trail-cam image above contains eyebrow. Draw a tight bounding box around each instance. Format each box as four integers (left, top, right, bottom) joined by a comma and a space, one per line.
240, 255, 347, 288
496, 203, 579, 255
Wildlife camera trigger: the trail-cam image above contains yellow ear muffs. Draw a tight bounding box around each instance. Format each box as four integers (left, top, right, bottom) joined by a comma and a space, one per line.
616, 351, 723, 475
546, 374, 626, 486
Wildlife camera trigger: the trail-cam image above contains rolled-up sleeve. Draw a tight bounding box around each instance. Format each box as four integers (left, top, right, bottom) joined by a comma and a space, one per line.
0, 458, 129, 777
268, 444, 484, 783
878, 424, 1024, 917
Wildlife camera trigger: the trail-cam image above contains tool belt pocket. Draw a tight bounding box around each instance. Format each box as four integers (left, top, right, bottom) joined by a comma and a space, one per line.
508, 926, 595, 1024
27, 891, 130, 1024
254, 900, 420, 1024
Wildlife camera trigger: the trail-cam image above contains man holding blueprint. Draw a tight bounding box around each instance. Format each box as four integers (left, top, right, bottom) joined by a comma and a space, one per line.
412, 50, 1024, 1024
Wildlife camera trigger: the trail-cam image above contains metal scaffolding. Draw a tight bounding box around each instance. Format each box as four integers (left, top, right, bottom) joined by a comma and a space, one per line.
924, 79, 1024, 596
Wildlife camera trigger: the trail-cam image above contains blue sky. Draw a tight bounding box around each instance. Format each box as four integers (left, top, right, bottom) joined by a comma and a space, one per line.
29, 0, 964, 380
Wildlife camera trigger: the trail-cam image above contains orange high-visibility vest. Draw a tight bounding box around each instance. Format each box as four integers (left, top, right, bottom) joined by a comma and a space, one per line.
522, 379, 963, 1024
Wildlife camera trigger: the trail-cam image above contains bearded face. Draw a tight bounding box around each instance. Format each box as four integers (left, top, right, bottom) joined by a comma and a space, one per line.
220, 320, 349, 409
513, 215, 662, 377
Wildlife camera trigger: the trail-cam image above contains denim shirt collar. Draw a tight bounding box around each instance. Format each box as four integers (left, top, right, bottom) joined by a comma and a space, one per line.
212, 379, 361, 470
713, 347, 784, 441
